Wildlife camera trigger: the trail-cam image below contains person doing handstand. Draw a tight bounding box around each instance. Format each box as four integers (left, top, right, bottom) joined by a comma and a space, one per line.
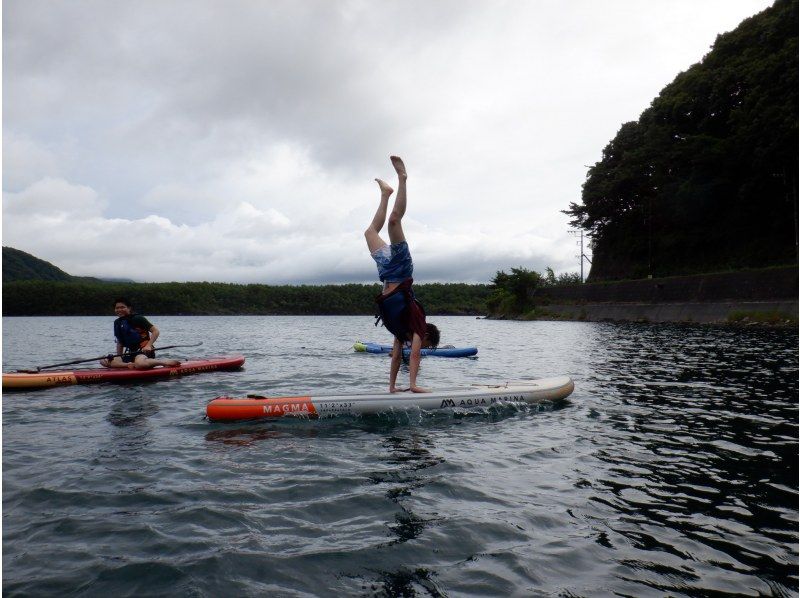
365, 156, 440, 393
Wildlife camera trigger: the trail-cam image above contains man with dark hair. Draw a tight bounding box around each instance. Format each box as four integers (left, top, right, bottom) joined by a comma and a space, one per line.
365, 156, 440, 393
100, 297, 180, 369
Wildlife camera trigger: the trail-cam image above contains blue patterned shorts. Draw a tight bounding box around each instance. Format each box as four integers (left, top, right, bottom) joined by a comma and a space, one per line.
372, 241, 414, 283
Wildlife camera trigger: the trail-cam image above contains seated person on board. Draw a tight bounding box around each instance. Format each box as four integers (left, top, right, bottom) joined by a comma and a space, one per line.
100, 297, 181, 370
365, 155, 440, 393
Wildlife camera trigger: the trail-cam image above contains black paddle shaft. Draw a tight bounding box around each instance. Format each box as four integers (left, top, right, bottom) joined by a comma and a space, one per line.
18, 342, 204, 373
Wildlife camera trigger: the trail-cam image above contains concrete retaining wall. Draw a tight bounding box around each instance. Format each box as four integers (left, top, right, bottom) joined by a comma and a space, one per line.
537, 266, 797, 304
529, 266, 798, 324
542, 300, 798, 324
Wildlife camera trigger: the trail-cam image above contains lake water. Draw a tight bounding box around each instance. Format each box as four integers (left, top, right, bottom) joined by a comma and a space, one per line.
2, 316, 798, 596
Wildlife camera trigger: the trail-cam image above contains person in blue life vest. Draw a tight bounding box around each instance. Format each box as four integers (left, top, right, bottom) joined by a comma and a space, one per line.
365, 156, 441, 393
99, 297, 181, 370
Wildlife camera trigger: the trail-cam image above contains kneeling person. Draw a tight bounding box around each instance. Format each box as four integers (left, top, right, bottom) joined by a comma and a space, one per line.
100, 297, 180, 370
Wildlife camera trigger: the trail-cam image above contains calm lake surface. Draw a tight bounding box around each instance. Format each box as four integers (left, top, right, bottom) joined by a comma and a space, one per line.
2, 316, 797, 597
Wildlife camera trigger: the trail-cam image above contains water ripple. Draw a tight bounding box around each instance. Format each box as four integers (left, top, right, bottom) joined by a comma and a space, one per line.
3, 316, 797, 596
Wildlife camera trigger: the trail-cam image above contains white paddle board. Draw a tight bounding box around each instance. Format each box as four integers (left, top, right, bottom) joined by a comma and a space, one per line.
207, 376, 574, 421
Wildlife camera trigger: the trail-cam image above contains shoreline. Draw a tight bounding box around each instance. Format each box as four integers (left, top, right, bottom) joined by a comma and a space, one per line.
488, 299, 798, 327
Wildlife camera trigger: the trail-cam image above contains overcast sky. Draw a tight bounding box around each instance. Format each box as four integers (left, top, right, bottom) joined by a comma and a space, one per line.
2, 0, 773, 284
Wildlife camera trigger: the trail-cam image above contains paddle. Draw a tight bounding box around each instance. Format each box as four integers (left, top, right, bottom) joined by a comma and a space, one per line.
16, 342, 204, 373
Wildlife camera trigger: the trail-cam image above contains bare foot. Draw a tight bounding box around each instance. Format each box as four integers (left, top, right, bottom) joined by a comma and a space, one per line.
166, 360, 181, 367
390, 155, 407, 180
375, 178, 394, 197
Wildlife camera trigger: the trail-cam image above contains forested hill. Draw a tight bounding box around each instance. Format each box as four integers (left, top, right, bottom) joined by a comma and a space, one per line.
565, 0, 798, 281
3, 246, 74, 282
1, 247, 490, 315
2, 281, 490, 316
3, 246, 123, 283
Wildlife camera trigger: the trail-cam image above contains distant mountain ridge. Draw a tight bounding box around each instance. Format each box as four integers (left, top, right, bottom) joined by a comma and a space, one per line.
2, 246, 114, 283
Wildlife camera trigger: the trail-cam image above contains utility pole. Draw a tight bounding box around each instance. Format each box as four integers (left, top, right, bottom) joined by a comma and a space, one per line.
568, 229, 592, 283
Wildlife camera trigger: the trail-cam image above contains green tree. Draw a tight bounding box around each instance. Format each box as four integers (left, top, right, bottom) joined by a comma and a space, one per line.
565, 0, 798, 280
487, 267, 542, 316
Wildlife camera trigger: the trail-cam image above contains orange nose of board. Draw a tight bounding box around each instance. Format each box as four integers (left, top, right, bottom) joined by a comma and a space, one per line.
207, 396, 317, 421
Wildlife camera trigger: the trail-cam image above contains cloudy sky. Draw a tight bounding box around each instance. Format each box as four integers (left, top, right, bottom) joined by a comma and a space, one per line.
3, 0, 773, 284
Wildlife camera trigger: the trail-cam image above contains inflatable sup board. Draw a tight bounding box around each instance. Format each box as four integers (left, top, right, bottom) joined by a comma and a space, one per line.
206, 376, 574, 421
354, 341, 478, 358
3, 355, 246, 390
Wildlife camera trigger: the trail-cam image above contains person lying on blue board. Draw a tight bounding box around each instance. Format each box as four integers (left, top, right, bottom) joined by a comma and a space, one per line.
100, 297, 181, 370
365, 155, 440, 393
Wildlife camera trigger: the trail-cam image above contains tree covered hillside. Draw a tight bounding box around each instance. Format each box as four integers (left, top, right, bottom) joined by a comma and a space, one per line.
565, 0, 798, 281
1, 247, 490, 316
2, 246, 73, 282
2, 280, 490, 316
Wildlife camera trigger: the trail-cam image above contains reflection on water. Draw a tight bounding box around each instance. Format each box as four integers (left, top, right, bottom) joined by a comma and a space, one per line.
379, 567, 445, 597
576, 323, 799, 595
375, 434, 444, 543
204, 425, 321, 445
107, 391, 160, 428
366, 432, 447, 596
